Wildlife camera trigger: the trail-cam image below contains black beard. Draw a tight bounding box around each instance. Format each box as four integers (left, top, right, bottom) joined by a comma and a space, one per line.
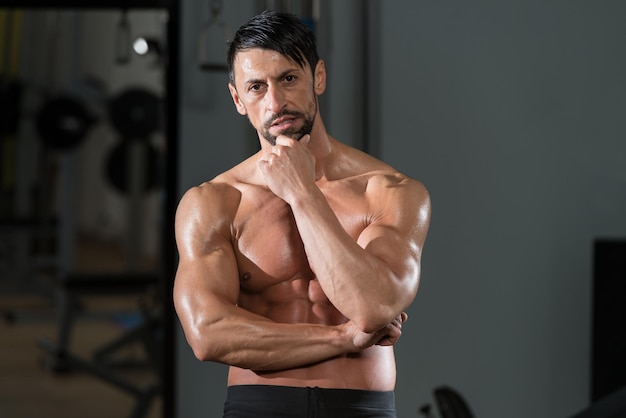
261, 105, 316, 146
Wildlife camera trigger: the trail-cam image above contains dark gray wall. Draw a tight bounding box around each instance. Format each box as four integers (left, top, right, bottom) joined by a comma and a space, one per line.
382, 1, 626, 417
176, 1, 626, 417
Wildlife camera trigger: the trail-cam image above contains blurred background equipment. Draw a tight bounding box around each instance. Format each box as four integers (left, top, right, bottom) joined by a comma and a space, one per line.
0, 4, 180, 417
197, 0, 229, 71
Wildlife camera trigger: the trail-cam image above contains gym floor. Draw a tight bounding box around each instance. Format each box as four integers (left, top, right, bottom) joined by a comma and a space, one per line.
0, 236, 162, 418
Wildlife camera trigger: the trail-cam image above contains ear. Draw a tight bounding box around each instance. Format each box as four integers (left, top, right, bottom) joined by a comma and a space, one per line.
313, 60, 327, 95
228, 82, 247, 116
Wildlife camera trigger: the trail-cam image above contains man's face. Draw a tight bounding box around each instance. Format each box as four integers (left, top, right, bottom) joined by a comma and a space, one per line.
228, 49, 325, 146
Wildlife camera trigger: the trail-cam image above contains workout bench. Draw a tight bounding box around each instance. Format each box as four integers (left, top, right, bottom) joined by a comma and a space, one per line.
38, 271, 162, 418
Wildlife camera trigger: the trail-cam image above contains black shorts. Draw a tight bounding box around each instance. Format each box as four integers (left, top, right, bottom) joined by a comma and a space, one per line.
223, 385, 397, 418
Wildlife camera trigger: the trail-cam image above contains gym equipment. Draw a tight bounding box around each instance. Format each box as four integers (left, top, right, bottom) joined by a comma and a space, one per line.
197, 0, 229, 71
36, 95, 96, 150
115, 10, 131, 64
0, 5, 180, 417
38, 271, 162, 418
109, 88, 161, 140
106, 87, 161, 197
434, 386, 475, 418
106, 86, 162, 272
419, 386, 475, 418
106, 141, 158, 194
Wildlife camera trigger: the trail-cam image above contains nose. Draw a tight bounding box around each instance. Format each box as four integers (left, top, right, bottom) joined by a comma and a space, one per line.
264, 84, 286, 114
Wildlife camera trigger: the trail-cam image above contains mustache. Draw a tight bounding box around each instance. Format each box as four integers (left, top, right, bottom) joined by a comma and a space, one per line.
263, 110, 306, 129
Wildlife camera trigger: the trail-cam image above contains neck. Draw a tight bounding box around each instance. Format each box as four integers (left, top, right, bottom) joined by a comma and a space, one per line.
306, 118, 333, 180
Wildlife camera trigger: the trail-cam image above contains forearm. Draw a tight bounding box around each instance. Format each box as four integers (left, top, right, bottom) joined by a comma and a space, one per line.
182, 304, 355, 371
290, 188, 411, 332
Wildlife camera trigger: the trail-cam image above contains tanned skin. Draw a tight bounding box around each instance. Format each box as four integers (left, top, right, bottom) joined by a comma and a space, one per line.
173, 48, 431, 390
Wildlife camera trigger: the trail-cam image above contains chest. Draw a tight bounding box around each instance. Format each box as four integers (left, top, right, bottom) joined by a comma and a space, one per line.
232, 185, 365, 294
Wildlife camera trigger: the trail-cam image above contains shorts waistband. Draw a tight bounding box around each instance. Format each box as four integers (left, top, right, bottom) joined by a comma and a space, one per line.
226, 385, 395, 408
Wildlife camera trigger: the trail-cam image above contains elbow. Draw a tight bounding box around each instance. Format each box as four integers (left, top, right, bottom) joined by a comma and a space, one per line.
351, 288, 417, 333
177, 306, 231, 363
351, 266, 420, 333
188, 336, 217, 362
190, 344, 214, 362
185, 326, 224, 363
352, 306, 398, 334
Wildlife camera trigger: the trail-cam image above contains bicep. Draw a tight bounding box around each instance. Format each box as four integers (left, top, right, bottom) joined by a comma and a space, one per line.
357, 179, 431, 288
358, 224, 421, 286
173, 186, 241, 330
174, 247, 240, 312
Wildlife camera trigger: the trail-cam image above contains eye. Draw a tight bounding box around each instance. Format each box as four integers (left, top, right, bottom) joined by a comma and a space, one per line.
247, 83, 266, 95
284, 75, 296, 83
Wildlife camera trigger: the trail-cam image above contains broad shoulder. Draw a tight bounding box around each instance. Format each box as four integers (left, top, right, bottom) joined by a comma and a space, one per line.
175, 154, 266, 233
363, 171, 430, 226
177, 180, 241, 220
328, 142, 431, 228
365, 170, 428, 201
174, 178, 244, 245
332, 141, 429, 201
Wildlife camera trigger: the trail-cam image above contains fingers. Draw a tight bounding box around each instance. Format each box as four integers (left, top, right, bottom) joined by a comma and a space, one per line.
267, 136, 296, 159
376, 326, 401, 347
274, 135, 296, 147
259, 150, 281, 165
257, 154, 276, 174
262, 133, 313, 173
390, 312, 407, 327
374, 313, 408, 347
274, 134, 310, 147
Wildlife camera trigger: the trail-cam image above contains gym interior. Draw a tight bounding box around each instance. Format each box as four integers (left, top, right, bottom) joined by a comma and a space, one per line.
1, 1, 625, 418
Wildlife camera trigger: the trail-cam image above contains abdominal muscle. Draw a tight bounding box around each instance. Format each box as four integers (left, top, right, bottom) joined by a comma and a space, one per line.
226, 277, 398, 390
227, 345, 397, 390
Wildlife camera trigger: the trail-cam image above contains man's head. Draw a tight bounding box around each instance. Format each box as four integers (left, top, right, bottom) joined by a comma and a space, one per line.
227, 11, 320, 85
227, 11, 325, 146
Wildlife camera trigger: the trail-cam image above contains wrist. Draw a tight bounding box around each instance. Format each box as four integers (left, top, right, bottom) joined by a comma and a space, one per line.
334, 322, 359, 354
289, 184, 323, 210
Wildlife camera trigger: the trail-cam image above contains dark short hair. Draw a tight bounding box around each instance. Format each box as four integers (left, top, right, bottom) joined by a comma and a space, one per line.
227, 10, 319, 84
